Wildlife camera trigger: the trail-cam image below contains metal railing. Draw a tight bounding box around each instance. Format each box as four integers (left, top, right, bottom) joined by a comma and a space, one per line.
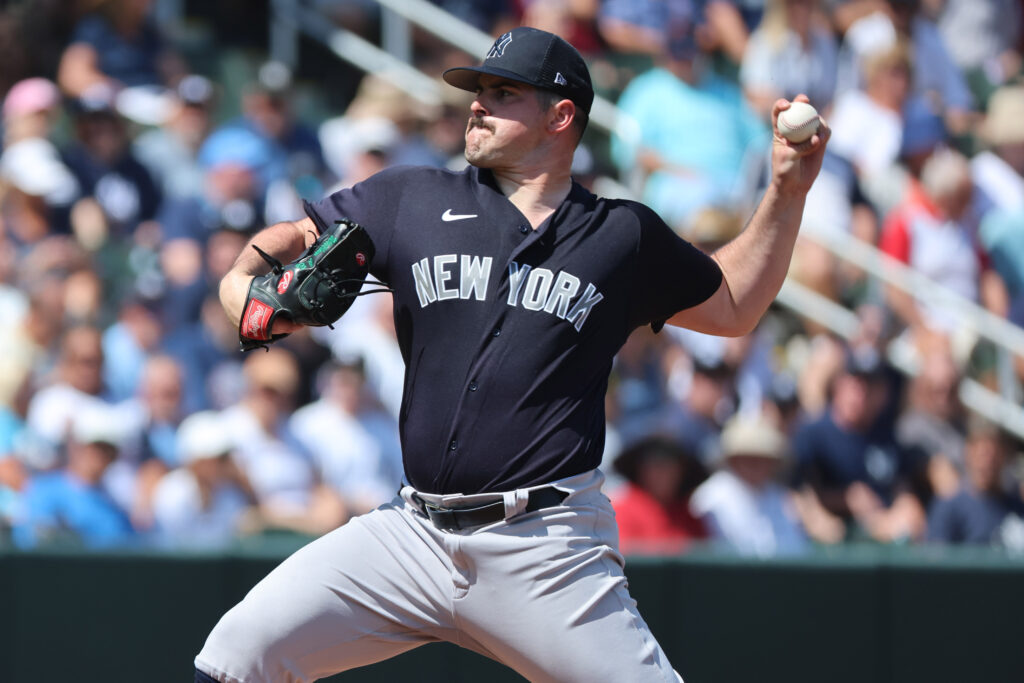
269, 0, 1024, 438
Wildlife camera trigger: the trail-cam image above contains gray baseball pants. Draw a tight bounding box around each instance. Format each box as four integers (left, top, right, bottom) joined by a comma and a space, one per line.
195, 469, 682, 682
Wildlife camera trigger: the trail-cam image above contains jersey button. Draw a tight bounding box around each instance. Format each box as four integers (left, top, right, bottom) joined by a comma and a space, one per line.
492, 327, 501, 337
449, 439, 458, 451
518, 224, 529, 234
468, 381, 478, 392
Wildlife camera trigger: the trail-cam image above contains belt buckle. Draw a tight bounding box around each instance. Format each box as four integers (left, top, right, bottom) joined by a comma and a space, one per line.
415, 497, 461, 530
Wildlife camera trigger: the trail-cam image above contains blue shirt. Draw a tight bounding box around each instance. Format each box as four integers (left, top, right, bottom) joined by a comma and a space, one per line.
927, 488, 1024, 545
613, 67, 768, 192
71, 14, 164, 88
307, 165, 722, 494
13, 472, 134, 548
792, 411, 920, 504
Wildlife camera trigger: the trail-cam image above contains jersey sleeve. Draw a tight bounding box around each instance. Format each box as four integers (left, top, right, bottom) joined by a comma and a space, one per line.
303, 166, 411, 283
626, 202, 723, 330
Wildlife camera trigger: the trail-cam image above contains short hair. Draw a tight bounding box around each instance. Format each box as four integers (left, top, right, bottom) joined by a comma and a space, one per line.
862, 41, 913, 84
535, 89, 588, 144
920, 147, 971, 200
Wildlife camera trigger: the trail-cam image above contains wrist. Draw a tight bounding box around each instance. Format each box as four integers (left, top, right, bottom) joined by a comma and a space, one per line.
219, 269, 254, 325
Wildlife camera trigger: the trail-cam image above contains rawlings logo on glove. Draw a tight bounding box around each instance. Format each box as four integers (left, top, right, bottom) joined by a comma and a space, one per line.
238, 218, 390, 351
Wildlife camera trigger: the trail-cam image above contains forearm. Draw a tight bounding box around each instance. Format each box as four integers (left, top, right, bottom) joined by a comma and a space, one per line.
219, 219, 311, 325
709, 183, 806, 333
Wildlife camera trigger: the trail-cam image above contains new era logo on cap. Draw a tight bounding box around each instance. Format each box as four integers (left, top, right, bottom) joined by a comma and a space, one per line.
443, 27, 594, 116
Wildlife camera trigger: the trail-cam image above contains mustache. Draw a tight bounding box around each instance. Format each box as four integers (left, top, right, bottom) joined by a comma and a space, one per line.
467, 116, 493, 132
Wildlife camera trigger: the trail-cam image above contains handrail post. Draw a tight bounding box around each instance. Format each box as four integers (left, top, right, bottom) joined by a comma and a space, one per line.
270, 0, 300, 68
382, 6, 412, 65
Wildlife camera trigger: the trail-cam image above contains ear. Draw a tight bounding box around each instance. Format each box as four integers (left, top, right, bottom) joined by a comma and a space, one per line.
547, 99, 576, 135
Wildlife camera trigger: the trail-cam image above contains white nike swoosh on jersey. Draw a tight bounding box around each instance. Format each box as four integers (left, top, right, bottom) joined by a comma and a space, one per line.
442, 209, 478, 222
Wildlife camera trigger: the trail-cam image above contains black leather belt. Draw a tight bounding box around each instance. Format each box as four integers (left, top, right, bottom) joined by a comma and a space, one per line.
412, 487, 569, 531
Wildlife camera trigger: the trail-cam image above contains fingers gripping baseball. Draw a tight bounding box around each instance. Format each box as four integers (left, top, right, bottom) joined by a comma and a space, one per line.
770, 95, 830, 195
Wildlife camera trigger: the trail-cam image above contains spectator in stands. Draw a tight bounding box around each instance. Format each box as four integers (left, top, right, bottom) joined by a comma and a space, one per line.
927, 417, 1024, 548
667, 354, 736, 465
608, 325, 677, 445
155, 128, 274, 326
741, 0, 839, 119
972, 85, 1024, 215
792, 347, 928, 543
2, 77, 62, 147
56, 0, 182, 98
133, 74, 216, 201
229, 61, 327, 213
106, 354, 187, 529
610, 436, 708, 555
980, 210, 1024, 332
789, 41, 922, 303
611, 27, 767, 229
319, 115, 400, 191
159, 126, 272, 244
319, 74, 454, 179
161, 293, 241, 413
429, 0, 520, 34
313, 292, 405, 421
835, 0, 975, 135
61, 90, 162, 239
691, 413, 808, 556
520, 0, 603, 57
879, 148, 1008, 347
896, 338, 966, 498
25, 324, 117, 461
290, 357, 402, 516
12, 404, 135, 548
827, 41, 912, 197
0, 271, 66, 412
220, 348, 345, 536
973, 90, 1024, 331
934, 0, 1022, 104
151, 410, 253, 549
599, 0, 750, 67
1, 105, 80, 244
101, 296, 165, 402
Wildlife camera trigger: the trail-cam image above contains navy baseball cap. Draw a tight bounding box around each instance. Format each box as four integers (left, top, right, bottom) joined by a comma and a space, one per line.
443, 27, 594, 116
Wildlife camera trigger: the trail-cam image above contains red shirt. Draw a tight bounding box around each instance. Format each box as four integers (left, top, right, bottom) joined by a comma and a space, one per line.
612, 483, 707, 555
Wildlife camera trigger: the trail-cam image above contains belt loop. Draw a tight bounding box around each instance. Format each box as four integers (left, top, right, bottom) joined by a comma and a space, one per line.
502, 488, 530, 520
400, 485, 422, 513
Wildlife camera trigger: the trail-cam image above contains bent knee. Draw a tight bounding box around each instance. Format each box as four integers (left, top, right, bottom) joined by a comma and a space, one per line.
196, 599, 297, 683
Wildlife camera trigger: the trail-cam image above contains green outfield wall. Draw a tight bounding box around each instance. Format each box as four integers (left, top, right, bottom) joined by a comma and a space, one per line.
2, 542, 1022, 683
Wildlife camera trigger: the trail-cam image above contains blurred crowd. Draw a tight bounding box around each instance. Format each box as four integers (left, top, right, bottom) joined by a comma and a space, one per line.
1, 0, 1024, 557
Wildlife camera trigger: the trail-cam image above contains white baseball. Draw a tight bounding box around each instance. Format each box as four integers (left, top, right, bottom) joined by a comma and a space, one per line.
777, 102, 820, 144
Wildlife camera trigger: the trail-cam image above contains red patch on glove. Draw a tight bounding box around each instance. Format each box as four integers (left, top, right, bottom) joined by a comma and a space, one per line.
242, 299, 274, 340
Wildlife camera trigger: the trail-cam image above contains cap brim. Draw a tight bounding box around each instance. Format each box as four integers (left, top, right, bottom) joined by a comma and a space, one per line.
442, 66, 540, 93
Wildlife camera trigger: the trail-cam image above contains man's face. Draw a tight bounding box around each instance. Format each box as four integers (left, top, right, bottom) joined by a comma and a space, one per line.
965, 434, 1004, 493
464, 76, 548, 167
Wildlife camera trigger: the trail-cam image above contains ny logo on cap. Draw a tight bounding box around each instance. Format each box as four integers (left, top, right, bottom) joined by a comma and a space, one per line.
487, 32, 513, 59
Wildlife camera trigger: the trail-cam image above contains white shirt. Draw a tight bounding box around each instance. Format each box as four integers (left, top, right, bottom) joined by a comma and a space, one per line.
152, 468, 248, 548
828, 89, 903, 176
972, 150, 1024, 214
289, 400, 402, 509
220, 404, 316, 513
690, 468, 808, 557
741, 26, 838, 110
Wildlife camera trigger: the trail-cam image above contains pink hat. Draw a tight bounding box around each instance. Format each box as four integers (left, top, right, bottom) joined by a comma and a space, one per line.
3, 78, 60, 120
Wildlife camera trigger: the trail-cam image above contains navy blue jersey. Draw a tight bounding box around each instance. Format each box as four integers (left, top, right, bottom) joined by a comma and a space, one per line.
306, 165, 722, 494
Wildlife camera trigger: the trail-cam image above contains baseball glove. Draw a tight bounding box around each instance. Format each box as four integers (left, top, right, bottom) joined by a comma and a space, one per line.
238, 218, 387, 351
